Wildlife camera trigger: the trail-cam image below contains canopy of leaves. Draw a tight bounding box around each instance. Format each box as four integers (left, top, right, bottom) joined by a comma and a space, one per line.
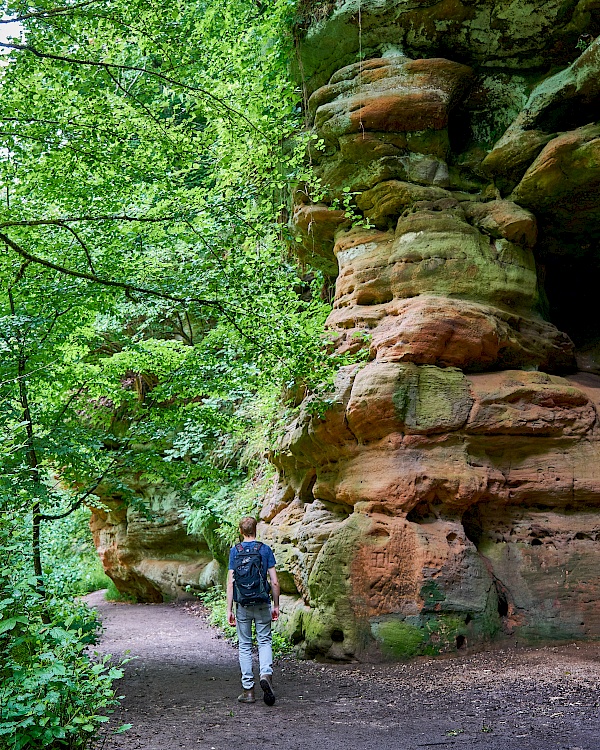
0, 0, 345, 744
0, 0, 341, 522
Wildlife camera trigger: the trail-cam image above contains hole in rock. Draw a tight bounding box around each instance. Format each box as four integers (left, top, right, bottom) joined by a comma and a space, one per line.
369, 527, 391, 541
455, 634, 467, 650
531, 538, 543, 546
541, 246, 600, 363
465, 614, 472, 625
575, 532, 591, 540
446, 532, 458, 542
461, 505, 483, 547
355, 290, 394, 306
406, 502, 437, 524
531, 98, 599, 134
301, 474, 317, 504
330, 629, 345, 642
496, 588, 509, 618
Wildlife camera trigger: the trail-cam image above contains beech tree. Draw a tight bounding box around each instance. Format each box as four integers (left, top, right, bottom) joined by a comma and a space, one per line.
0, 1, 338, 744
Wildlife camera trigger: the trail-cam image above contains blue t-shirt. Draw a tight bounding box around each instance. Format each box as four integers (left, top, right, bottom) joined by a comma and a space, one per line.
228, 540, 276, 581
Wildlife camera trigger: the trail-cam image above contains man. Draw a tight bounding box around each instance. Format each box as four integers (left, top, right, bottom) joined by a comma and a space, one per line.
227, 516, 280, 706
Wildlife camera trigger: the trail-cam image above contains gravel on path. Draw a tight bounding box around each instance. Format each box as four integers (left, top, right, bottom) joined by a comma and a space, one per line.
86, 591, 600, 750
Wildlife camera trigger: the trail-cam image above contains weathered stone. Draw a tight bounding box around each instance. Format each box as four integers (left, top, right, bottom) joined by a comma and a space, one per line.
296, 1, 600, 95
328, 295, 575, 373
466, 370, 596, 436
511, 124, 600, 232
462, 200, 537, 248
332, 210, 538, 313
310, 57, 473, 142
90, 485, 215, 601
290, 202, 349, 274
263, 7, 600, 660
345, 362, 472, 441
483, 36, 600, 193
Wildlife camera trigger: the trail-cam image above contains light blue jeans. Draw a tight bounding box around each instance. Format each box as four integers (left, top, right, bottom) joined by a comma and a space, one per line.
235, 603, 273, 689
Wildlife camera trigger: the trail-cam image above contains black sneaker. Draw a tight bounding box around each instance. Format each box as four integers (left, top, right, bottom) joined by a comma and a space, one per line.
259, 674, 275, 706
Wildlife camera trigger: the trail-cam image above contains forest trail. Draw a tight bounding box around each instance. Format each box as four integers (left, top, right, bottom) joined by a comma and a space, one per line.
87, 592, 600, 750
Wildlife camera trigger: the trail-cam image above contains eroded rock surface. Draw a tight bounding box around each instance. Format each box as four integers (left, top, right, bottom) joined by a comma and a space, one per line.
91, 482, 218, 601
263, 2, 600, 659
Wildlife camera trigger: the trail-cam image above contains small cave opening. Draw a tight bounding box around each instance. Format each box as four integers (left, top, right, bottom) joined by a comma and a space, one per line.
531, 538, 543, 546
461, 505, 484, 548
301, 474, 318, 504
330, 629, 345, 643
539, 241, 600, 368
406, 501, 437, 524
456, 634, 467, 650
530, 97, 599, 135
496, 585, 509, 618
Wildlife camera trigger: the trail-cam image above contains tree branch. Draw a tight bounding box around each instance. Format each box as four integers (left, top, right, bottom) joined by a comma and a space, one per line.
39, 468, 115, 521
0, 41, 266, 136
0, 0, 104, 24
0, 215, 178, 228
59, 223, 97, 274
0, 230, 222, 309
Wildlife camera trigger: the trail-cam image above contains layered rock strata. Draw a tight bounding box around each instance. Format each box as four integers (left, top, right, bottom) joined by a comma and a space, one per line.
260, 2, 600, 658
90, 482, 219, 601
89, 1, 600, 660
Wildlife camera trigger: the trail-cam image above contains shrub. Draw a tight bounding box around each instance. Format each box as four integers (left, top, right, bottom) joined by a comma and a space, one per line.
0, 517, 125, 750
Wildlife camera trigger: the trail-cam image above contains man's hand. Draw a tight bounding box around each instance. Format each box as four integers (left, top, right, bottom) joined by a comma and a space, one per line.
271, 606, 279, 622
227, 609, 236, 627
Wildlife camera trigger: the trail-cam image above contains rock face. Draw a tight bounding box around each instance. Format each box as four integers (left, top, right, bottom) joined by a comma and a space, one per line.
261, 2, 600, 658
88, 2, 600, 660
90, 481, 219, 601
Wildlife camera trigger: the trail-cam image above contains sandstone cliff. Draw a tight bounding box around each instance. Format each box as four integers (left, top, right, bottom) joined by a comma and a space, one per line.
260, 0, 600, 659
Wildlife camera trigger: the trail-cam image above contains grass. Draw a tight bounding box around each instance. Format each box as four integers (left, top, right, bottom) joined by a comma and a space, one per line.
105, 579, 137, 603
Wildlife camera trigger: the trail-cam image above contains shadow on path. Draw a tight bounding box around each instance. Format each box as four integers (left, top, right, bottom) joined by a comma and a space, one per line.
87, 591, 600, 750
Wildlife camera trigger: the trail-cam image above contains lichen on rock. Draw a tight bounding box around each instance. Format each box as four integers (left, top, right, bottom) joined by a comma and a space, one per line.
262, 0, 600, 660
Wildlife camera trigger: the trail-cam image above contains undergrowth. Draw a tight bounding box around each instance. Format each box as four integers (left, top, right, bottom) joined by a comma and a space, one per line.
104, 580, 137, 604
0, 517, 128, 750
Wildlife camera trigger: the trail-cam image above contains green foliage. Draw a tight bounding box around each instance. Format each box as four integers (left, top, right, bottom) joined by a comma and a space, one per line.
104, 580, 136, 604
0, 0, 327, 740
0, 515, 124, 750
41, 507, 112, 597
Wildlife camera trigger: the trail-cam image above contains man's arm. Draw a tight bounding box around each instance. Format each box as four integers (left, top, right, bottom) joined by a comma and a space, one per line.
226, 569, 235, 626
268, 567, 280, 621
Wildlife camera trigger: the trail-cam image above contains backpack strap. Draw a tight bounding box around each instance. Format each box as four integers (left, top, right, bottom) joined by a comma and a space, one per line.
235, 543, 244, 554
253, 541, 263, 552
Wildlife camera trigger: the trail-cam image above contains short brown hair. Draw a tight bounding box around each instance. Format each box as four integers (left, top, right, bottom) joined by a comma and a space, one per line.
239, 516, 257, 537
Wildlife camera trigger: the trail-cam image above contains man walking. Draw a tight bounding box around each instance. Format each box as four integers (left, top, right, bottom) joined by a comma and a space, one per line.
227, 516, 280, 706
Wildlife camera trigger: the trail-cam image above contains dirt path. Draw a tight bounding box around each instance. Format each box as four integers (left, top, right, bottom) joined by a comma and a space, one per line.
87, 591, 600, 750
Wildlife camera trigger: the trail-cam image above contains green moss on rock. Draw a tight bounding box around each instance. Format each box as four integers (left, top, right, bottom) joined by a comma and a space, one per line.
372, 620, 425, 658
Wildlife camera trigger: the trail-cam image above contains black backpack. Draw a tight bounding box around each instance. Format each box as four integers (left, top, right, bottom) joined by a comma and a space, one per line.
232, 542, 271, 606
